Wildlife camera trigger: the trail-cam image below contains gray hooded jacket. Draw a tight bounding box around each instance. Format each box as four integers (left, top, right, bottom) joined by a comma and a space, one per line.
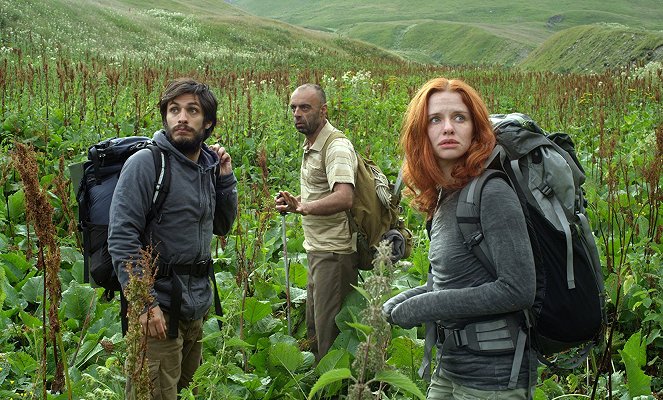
108, 130, 238, 321
385, 179, 537, 390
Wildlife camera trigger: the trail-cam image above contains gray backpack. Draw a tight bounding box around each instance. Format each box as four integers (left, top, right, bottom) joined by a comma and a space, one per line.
420, 113, 606, 387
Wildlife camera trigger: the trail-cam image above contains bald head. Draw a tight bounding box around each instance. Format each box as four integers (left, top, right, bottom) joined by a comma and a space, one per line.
293, 83, 326, 104
289, 84, 328, 137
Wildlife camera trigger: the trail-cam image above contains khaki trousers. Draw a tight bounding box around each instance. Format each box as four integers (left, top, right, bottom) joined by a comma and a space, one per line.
306, 251, 358, 361
427, 371, 530, 400
126, 313, 203, 400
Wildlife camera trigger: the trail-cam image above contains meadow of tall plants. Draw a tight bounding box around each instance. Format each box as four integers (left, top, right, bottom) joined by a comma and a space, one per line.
0, 31, 661, 399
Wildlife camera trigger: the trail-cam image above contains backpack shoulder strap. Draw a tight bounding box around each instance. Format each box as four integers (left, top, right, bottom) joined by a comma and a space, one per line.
146, 144, 171, 222
456, 169, 510, 279
320, 130, 348, 173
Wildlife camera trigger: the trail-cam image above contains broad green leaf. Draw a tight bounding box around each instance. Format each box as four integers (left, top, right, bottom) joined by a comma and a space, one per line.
0, 252, 32, 284
345, 321, 373, 337
308, 368, 352, 400
0, 267, 5, 309
8, 190, 25, 221
387, 336, 424, 372
254, 315, 281, 334
372, 370, 426, 400
228, 372, 265, 391
331, 331, 360, 356
0, 233, 7, 253
269, 332, 298, 346
20, 276, 43, 304
316, 349, 351, 376
269, 341, 303, 372
249, 347, 268, 371
244, 297, 272, 324
621, 352, 652, 398
8, 351, 38, 375
224, 336, 255, 349
622, 330, 647, 367
60, 246, 82, 265
199, 330, 224, 343
290, 286, 307, 304
1, 279, 24, 311
61, 281, 96, 320
352, 285, 371, 302
19, 310, 41, 328
618, 331, 652, 397
289, 262, 308, 288
0, 360, 9, 386
74, 340, 103, 369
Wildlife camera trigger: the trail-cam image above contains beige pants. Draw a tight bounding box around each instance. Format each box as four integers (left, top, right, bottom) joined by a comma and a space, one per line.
306, 251, 358, 361
427, 371, 531, 400
126, 313, 203, 400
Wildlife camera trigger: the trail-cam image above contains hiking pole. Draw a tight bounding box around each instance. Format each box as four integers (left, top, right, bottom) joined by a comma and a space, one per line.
280, 208, 292, 336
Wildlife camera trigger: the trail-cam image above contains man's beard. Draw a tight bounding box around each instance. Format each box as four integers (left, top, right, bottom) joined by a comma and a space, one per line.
166, 125, 206, 155
296, 120, 320, 136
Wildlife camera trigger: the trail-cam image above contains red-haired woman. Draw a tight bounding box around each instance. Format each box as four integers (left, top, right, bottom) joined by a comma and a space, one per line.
383, 78, 537, 399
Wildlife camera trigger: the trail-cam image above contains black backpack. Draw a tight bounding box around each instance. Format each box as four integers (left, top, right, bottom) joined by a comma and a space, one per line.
76, 136, 170, 298
456, 113, 606, 357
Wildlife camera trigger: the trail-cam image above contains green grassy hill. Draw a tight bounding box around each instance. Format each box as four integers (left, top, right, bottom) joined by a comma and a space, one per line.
0, 0, 404, 69
521, 24, 663, 72
231, 0, 663, 71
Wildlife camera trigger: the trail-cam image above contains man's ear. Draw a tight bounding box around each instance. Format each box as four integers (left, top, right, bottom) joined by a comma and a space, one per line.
321, 103, 328, 117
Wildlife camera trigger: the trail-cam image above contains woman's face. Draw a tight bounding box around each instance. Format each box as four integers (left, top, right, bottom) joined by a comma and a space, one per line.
426, 90, 474, 173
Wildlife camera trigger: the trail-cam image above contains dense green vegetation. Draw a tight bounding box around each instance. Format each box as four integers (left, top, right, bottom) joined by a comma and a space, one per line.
232, 0, 663, 71
0, 0, 662, 399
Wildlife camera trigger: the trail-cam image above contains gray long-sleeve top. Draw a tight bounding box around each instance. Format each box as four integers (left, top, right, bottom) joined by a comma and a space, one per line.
388, 178, 536, 390
108, 130, 238, 321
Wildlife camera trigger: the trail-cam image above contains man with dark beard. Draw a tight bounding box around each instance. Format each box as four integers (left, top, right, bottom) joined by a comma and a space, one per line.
108, 78, 237, 399
275, 83, 359, 361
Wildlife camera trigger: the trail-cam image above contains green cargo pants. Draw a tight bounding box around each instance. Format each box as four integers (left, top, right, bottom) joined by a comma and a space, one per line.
126, 312, 203, 400
427, 371, 531, 400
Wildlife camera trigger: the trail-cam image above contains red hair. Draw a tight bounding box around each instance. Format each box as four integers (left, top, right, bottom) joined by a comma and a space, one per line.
400, 78, 496, 217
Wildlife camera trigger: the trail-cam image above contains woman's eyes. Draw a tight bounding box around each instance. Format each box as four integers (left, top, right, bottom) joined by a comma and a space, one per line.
429, 115, 466, 123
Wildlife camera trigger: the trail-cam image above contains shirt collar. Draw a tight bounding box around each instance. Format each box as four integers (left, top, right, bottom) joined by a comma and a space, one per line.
302, 120, 333, 152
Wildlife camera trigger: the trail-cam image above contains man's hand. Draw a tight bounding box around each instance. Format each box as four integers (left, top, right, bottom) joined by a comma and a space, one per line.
140, 305, 167, 339
209, 144, 233, 176
276, 191, 307, 215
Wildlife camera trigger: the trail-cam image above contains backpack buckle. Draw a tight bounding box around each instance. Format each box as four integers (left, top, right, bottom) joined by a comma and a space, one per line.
463, 232, 484, 251
539, 183, 553, 197
452, 329, 468, 347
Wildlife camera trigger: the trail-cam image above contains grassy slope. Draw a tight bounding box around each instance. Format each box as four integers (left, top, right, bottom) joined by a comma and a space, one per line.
231, 0, 663, 70
0, 0, 403, 68
521, 24, 663, 72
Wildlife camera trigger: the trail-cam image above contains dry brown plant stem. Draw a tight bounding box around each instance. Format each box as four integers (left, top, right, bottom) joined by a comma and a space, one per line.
11, 142, 69, 396
124, 248, 158, 400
